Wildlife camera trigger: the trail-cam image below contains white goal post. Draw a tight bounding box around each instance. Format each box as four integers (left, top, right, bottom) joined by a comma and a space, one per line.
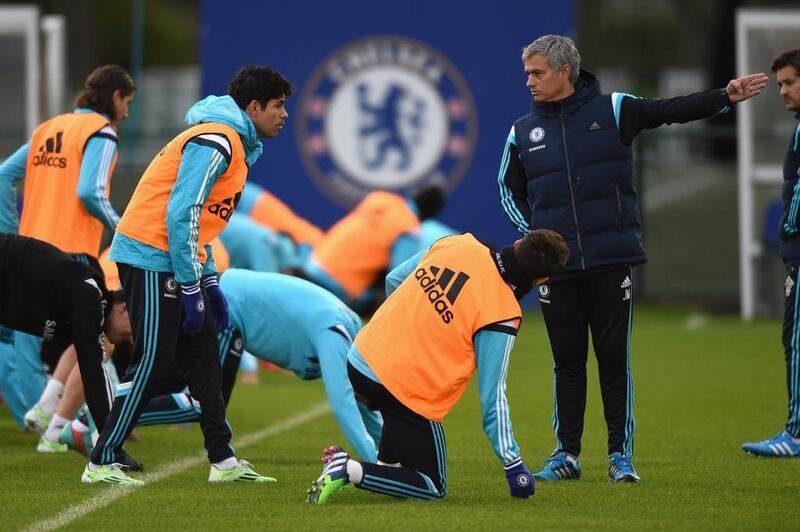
0, 6, 67, 141
736, 9, 800, 319
0, 6, 39, 137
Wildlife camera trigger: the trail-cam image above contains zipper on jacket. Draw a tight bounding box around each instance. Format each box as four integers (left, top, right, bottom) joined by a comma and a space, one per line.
615, 183, 623, 231
560, 106, 586, 269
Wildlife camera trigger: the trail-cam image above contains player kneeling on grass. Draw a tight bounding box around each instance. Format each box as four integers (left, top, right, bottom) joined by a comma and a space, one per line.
137, 269, 382, 463
307, 229, 570, 504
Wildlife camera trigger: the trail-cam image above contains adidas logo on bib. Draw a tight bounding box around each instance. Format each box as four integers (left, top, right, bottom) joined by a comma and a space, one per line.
414, 265, 470, 324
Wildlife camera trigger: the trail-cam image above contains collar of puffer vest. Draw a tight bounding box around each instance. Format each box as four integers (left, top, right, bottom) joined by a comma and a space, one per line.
530, 69, 601, 117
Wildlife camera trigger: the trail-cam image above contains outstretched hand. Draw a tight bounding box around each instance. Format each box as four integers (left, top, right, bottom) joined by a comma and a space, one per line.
726, 73, 769, 103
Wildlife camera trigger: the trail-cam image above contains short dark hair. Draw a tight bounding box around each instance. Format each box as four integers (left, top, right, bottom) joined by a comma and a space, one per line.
228, 65, 293, 110
412, 186, 445, 221
108, 289, 126, 305
102, 289, 125, 320
771, 49, 800, 74
513, 229, 570, 279
74, 65, 136, 121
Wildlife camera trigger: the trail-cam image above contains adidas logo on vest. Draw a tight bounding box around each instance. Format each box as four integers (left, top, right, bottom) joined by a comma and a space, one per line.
32, 131, 67, 168
413, 265, 470, 324
208, 191, 242, 221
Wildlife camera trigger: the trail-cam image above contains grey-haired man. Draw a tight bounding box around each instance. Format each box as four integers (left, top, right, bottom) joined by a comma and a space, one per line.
497, 34, 767, 482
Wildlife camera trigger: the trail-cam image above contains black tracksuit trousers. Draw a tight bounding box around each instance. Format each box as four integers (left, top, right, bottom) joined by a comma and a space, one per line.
91, 264, 233, 465
539, 266, 635, 457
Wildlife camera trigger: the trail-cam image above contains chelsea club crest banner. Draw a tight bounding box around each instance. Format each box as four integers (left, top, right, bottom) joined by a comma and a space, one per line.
201, 1, 574, 243
297, 36, 477, 208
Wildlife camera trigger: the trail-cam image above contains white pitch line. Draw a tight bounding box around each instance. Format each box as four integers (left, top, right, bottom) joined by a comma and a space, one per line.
25, 402, 331, 532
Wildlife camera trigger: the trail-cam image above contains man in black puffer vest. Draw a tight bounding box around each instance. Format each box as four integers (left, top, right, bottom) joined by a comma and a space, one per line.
497, 34, 768, 482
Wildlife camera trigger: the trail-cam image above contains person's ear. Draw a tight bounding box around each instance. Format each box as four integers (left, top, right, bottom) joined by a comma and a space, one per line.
247, 100, 263, 117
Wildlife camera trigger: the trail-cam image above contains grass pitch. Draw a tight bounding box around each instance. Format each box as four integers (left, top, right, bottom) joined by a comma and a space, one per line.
1, 307, 797, 531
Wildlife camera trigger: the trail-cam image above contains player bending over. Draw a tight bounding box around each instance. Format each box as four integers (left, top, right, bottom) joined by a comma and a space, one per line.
0, 233, 134, 464
307, 229, 569, 504
137, 269, 382, 462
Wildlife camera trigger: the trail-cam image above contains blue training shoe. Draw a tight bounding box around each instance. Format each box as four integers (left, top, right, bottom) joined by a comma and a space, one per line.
608, 452, 640, 483
742, 431, 800, 457
533, 451, 582, 481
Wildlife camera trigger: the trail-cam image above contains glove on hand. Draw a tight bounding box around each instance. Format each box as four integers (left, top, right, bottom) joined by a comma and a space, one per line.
180, 280, 205, 335
504, 459, 535, 498
202, 273, 229, 331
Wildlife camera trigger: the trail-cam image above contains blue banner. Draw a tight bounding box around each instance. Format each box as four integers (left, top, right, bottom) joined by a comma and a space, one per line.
201, 0, 574, 246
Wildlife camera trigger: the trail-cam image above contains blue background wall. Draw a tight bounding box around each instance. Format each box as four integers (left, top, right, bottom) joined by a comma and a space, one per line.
200, 0, 574, 247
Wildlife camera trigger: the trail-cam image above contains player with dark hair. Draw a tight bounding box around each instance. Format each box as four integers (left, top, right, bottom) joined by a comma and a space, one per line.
0, 233, 133, 462
73, 65, 138, 122
0, 64, 136, 248
307, 229, 570, 504
83, 65, 292, 485
228, 65, 294, 111
743, 48, 800, 457
0, 64, 135, 433
302, 186, 446, 313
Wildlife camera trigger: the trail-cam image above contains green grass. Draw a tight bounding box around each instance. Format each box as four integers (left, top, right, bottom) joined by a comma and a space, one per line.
1, 307, 797, 530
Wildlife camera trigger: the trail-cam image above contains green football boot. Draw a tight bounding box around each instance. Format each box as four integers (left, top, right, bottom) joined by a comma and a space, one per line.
36, 435, 68, 453
307, 446, 351, 505
208, 459, 276, 482
24, 404, 51, 434
81, 463, 144, 486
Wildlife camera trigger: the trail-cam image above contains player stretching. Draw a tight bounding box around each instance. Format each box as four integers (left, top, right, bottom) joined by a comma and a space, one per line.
307, 229, 569, 503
